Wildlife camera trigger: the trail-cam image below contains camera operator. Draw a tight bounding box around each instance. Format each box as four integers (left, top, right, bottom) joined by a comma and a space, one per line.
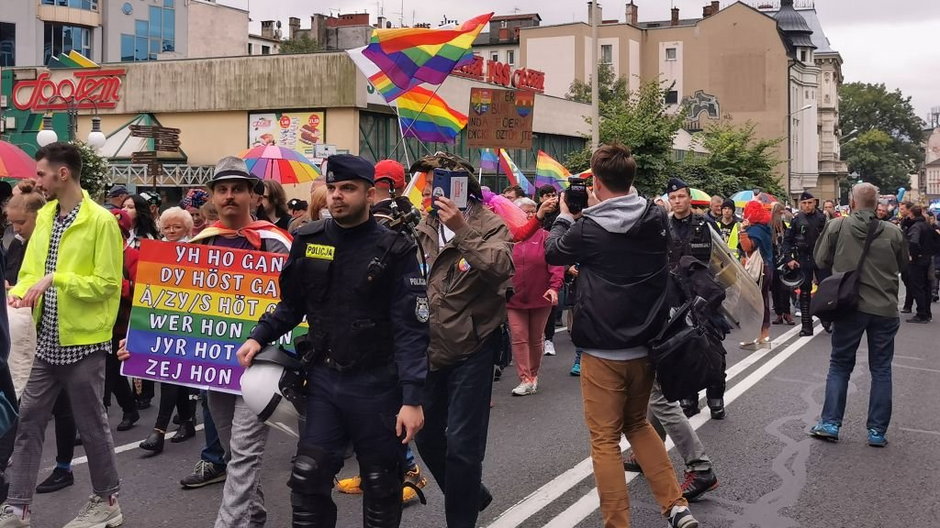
545, 144, 698, 528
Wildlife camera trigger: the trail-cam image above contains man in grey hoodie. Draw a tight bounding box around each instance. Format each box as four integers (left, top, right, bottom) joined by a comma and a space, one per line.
809, 182, 908, 447
545, 144, 699, 528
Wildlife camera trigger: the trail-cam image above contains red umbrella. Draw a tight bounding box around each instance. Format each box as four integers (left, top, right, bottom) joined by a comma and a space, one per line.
0, 141, 36, 180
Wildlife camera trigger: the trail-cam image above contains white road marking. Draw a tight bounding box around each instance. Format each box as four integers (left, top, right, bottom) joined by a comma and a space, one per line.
893, 364, 940, 374
63, 423, 206, 469
894, 355, 924, 361
538, 329, 821, 527
484, 324, 811, 528
900, 427, 940, 437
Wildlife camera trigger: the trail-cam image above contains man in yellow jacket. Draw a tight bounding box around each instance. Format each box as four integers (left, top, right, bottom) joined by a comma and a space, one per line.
0, 142, 124, 528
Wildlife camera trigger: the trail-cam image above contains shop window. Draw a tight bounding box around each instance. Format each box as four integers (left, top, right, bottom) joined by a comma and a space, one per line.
601, 44, 612, 64
43, 23, 91, 64
665, 47, 677, 61
0, 23, 14, 67
665, 90, 679, 104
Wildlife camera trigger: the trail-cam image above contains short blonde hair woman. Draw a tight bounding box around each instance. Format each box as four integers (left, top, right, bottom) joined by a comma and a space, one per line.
159, 207, 195, 242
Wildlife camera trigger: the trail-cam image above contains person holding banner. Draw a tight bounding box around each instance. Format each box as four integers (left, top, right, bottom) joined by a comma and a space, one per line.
1, 142, 125, 528
185, 156, 292, 528
236, 154, 429, 528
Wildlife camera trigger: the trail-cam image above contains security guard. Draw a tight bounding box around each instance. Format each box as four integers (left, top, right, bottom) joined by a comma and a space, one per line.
781, 191, 827, 336
666, 177, 725, 418
236, 154, 429, 528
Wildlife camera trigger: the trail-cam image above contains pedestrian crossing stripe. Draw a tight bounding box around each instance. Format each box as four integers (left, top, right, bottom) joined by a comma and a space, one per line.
305, 244, 335, 260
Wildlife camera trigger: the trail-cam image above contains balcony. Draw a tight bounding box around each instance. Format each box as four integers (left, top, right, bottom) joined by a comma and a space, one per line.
109, 164, 215, 187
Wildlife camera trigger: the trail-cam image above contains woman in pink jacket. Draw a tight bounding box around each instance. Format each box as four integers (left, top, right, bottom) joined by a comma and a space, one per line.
508, 198, 565, 396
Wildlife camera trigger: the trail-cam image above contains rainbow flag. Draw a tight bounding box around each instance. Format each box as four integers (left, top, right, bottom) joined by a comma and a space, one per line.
480, 148, 499, 171
368, 71, 407, 102
403, 171, 430, 210
363, 13, 492, 91
535, 150, 571, 191
498, 149, 533, 196
396, 86, 468, 143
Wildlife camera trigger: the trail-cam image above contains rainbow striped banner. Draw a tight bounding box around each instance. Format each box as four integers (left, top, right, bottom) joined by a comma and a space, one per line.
397, 86, 468, 143
498, 149, 533, 196
363, 13, 492, 91
480, 148, 499, 171
535, 150, 571, 191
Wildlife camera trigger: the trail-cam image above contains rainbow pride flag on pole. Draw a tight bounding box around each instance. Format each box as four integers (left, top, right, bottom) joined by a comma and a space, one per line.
480, 148, 499, 171
363, 13, 492, 92
396, 86, 468, 143
498, 149, 533, 196
535, 150, 571, 191
403, 171, 430, 210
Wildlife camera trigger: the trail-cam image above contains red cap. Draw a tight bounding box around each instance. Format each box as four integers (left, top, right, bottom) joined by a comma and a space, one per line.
374, 160, 406, 191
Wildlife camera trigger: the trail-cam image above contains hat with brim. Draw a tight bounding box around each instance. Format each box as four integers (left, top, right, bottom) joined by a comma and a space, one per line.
209, 156, 261, 188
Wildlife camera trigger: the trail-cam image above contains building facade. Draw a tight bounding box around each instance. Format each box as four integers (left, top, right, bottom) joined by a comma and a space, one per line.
0, 0, 247, 68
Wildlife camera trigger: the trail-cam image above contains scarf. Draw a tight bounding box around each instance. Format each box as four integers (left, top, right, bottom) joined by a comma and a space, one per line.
189, 220, 292, 250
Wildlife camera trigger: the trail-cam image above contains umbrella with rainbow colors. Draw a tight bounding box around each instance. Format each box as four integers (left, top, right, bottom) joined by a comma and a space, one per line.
238, 145, 321, 184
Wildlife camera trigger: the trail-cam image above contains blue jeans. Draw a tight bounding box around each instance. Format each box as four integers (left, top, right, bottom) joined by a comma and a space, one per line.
415, 332, 498, 528
820, 311, 900, 434
200, 390, 226, 467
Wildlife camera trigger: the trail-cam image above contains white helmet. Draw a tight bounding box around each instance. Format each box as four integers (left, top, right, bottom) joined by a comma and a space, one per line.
240, 345, 306, 438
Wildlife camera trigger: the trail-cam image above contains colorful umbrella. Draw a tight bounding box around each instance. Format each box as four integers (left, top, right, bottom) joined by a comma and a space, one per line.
0, 141, 36, 180
238, 145, 320, 184
731, 190, 778, 208
660, 187, 712, 206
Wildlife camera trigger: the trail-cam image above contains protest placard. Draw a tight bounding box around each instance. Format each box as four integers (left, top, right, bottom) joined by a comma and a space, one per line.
121, 239, 306, 394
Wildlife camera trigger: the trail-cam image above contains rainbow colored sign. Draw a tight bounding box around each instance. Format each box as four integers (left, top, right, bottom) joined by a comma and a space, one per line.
121, 240, 306, 394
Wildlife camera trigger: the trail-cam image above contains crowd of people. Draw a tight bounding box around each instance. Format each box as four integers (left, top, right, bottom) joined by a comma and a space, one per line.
0, 140, 931, 528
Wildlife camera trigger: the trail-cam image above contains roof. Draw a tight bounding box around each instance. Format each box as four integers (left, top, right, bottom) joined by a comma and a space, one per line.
637, 19, 700, 29
248, 34, 282, 43
491, 14, 541, 22
773, 0, 816, 49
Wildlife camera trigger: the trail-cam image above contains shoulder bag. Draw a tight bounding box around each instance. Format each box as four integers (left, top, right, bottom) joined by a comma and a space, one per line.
810, 218, 879, 322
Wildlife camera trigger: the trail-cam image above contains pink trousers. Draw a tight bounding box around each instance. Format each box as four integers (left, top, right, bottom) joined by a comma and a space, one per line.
507, 306, 553, 382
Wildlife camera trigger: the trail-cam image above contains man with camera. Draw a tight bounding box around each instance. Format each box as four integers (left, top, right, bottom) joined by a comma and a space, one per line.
545, 144, 699, 528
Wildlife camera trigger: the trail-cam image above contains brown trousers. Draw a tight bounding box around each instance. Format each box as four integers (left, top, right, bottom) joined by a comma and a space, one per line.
580, 353, 687, 527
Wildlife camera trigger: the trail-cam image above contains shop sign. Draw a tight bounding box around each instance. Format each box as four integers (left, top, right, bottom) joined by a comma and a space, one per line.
12, 69, 126, 112
248, 110, 326, 163
452, 55, 545, 93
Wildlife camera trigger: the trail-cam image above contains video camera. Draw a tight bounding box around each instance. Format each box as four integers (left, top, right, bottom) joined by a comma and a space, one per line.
565, 177, 589, 214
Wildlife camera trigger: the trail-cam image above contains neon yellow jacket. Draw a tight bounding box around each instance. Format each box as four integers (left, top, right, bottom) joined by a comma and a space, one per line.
10, 190, 123, 346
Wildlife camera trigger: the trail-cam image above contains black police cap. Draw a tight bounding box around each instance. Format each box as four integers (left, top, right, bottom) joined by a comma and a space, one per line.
665, 177, 690, 194
325, 154, 375, 186
799, 191, 816, 202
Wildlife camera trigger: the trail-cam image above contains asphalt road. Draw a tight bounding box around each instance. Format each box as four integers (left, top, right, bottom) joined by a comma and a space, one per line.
17, 313, 940, 527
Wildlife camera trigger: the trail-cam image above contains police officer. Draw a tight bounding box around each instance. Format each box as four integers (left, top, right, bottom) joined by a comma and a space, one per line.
236, 154, 429, 528
781, 191, 827, 336
666, 178, 727, 419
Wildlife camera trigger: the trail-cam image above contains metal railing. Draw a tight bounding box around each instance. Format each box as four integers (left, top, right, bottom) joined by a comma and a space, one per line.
109, 164, 216, 187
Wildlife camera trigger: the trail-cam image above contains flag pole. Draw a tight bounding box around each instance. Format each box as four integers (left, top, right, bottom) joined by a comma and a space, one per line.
390, 81, 447, 158
395, 107, 412, 169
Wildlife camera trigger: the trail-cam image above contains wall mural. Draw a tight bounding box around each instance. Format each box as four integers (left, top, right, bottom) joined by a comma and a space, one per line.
682, 90, 721, 120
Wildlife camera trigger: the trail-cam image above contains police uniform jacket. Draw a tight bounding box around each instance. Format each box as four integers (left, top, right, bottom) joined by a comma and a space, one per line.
668, 212, 714, 268
781, 209, 826, 265
249, 217, 429, 406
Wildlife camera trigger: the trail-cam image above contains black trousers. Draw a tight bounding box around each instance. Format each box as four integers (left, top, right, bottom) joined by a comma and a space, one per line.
155, 383, 197, 431
772, 270, 792, 316
908, 259, 932, 318
104, 339, 136, 414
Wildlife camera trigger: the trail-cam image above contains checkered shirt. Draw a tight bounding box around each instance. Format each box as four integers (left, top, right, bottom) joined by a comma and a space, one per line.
35, 201, 110, 365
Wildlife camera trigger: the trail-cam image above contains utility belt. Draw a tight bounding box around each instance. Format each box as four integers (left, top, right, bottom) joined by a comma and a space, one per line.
295, 334, 394, 373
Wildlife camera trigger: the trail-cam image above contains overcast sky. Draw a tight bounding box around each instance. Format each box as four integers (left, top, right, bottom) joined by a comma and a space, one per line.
222, 0, 939, 125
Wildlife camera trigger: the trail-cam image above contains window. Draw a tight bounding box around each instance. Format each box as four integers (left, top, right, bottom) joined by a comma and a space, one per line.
800, 49, 807, 62
261, 45, 270, 55
43, 23, 91, 64
665, 47, 677, 60
600, 44, 612, 64
0, 23, 14, 67
665, 90, 679, 105
506, 50, 514, 65
248, 43, 253, 54
41, 0, 98, 11
127, 3, 174, 61
491, 52, 499, 62
120, 33, 134, 61
500, 21, 508, 29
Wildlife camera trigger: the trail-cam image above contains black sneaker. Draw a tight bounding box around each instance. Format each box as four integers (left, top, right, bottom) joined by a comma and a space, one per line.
707, 398, 725, 420
116, 410, 140, 432
667, 505, 700, 528
679, 399, 699, 418
180, 460, 227, 489
36, 467, 74, 493
907, 315, 931, 324
821, 321, 833, 334
900, 307, 912, 314
681, 469, 718, 502
622, 455, 642, 473
799, 327, 814, 337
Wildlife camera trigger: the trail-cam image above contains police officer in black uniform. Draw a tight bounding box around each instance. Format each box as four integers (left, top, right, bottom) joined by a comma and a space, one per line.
781, 191, 827, 336
236, 154, 429, 528
666, 177, 726, 418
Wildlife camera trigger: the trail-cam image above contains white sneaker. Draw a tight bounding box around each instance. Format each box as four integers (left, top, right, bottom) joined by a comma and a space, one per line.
63, 495, 123, 528
511, 381, 537, 396
0, 506, 30, 528
543, 341, 556, 356
667, 505, 699, 528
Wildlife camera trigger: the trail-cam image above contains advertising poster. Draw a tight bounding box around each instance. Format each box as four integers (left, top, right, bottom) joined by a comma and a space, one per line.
466, 87, 535, 149
121, 240, 306, 395
249, 111, 326, 161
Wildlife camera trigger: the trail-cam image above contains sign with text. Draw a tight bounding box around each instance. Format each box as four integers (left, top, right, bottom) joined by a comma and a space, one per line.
12, 69, 126, 112
121, 240, 306, 394
466, 88, 535, 149
248, 111, 326, 163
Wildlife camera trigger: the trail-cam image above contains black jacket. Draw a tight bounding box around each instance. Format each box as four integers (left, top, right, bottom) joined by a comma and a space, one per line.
906, 216, 934, 261
782, 209, 826, 263
545, 194, 669, 351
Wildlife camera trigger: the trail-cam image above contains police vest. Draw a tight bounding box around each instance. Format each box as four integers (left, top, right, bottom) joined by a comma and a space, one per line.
290, 220, 408, 370
669, 214, 713, 267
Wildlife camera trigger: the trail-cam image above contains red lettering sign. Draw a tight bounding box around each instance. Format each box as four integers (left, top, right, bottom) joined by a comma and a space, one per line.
12, 69, 126, 112
452, 55, 545, 93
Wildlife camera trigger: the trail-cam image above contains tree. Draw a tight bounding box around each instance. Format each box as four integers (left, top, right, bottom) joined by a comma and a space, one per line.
839, 82, 925, 193
565, 79, 687, 197
73, 141, 110, 199
279, 35, 320, 54
565, 62, 628, 116
675, 121, 785, 198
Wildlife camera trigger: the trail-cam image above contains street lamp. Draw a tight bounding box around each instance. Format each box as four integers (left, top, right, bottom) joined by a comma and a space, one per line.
34, 95, 106, 150
786, 103, 816, 201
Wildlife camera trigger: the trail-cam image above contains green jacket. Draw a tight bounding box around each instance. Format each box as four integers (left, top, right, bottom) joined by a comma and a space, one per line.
814, 209, 908, 318
10, 191, 123, 346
